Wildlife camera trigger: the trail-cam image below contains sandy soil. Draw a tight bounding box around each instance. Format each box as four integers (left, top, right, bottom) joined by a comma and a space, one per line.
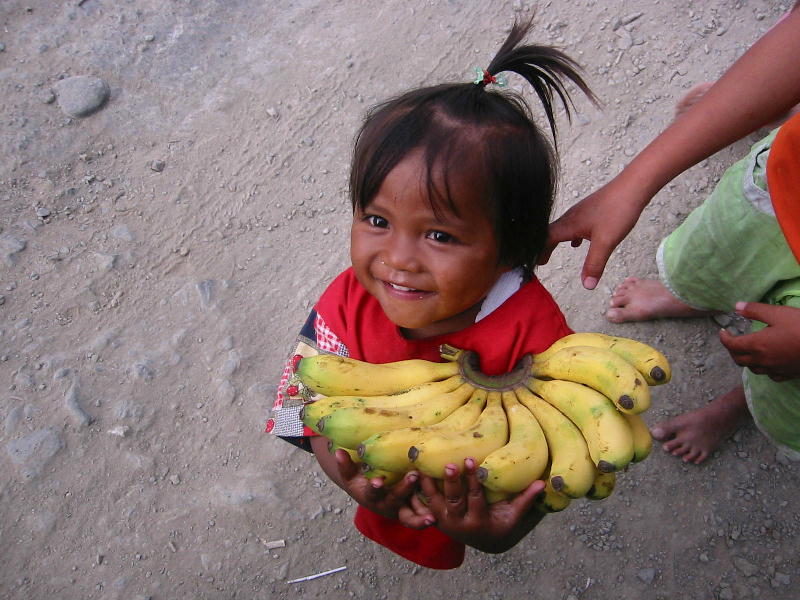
1, 1, 799, 599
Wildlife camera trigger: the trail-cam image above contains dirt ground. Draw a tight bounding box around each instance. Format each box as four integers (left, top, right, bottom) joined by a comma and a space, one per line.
1, 1, 798, 599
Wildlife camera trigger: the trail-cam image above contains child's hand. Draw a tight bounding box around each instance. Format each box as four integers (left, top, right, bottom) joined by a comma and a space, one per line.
417, 458, 546, 554
720, 302, 800, 381
331, 449, 433, 528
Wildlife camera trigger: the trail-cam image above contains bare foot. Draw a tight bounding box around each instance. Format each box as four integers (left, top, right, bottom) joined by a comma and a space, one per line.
605, 277, 712, 323
650, 385, 750, 464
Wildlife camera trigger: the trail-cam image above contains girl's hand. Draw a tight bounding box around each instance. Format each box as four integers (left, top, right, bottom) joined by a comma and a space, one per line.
331, 449, 433, 528
417, 458, 546, 553
720, 302, 800, 381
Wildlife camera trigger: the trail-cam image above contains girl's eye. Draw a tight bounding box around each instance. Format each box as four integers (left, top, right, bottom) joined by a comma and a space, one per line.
365, 215, 388, 228
427, 230, 455, 243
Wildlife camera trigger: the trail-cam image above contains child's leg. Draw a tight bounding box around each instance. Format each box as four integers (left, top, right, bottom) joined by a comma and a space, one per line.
651, 384, 749, 464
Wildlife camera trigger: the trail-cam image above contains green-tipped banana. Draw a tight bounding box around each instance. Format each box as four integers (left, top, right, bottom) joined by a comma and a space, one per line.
311, 382, 474, 448
408, 391, 509, 478
296, 354, 460, 396
515, 386, 597, 498
300, 375, 466, 423
327, 441, 361, 463
622, 411, 653, 463
533, 475, 571, 513
526, 377, 634, 472
531, 345, 650, 414
476, 390, 549, 494
358, 387, 487, 472
535, 332, 671, 385
586, 470, 616, 500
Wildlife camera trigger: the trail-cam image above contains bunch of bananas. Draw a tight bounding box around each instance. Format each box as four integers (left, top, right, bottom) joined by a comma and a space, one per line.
289, 332, 670, 513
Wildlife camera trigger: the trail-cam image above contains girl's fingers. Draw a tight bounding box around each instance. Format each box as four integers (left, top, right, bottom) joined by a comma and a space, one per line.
441, 463, 467, 518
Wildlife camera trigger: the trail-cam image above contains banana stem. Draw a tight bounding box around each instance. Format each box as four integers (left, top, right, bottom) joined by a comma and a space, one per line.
439, 344, 534, 392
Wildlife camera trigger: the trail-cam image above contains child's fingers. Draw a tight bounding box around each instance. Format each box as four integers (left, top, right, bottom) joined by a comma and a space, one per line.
440, 463, 467, 518
397, 505, 434, 530
510, 479, 546, 513
334, 448, 362, 480
462, 458, 489, 512
734, 301, 784, 325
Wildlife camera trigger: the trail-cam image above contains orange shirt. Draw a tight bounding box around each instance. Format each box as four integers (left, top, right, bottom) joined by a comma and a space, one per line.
768, 111, 800, 262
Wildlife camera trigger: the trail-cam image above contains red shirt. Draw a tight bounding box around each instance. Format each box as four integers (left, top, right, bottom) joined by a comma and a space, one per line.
270, 268, 571, 569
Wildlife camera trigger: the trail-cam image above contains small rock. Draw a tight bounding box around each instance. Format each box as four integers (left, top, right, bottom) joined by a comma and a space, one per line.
733, 557, 759, 577
143, 34, 155, 42
36, 207, 51, 218
108, 425, 131, 437
41, 91, 56, 104
53, 75, 110, 118
637, 568, 656, 584
149, 159, 165, 172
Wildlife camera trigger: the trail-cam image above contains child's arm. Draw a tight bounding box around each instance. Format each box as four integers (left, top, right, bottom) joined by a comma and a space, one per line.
544, 6, 800, 289
719, 302, 800, 382
309, 435, 434, 528
417, 458, 547, 554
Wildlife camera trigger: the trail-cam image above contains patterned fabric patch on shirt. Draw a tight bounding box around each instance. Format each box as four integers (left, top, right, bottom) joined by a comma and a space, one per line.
265, 307, 350, 449
315, 313, 349, 356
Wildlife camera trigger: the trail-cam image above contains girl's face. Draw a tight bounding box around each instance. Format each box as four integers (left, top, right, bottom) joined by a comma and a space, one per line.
350, 151, 509, 339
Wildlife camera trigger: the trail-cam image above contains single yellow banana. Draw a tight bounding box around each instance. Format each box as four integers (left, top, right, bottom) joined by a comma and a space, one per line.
586, 470, 616, 500
483, 488, 514, 504
622, 411, 653, 463
515, 386, 597, 498
357, 387, 487, 473
531, 345, 650, 414
526, 377, 634, 473
360, 463, 404, 486
535, 332, 671, 385
296, 353, 460, 396
476, 389, 549, 494
311, 382, 474, 448
533, 474, 571, 513
300, 375, 466, 424
408, 391, 509, 478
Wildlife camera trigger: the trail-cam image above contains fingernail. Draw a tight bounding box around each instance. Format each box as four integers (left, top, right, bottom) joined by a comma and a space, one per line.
424, 518, 435, 526
465, 457, 475, 469
735, 301, 746, 312
445, 465, 457, 476
583, 276, 598, 290
406, 472, 418, 483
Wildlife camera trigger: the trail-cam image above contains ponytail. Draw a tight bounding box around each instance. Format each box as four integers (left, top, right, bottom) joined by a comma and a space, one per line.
483, 17, 597, 141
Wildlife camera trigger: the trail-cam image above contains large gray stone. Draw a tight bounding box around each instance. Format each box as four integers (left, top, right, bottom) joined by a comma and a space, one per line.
54, 75, 110, 117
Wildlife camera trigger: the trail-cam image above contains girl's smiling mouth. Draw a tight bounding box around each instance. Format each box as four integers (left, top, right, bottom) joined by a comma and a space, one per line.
382, 280, 431, 297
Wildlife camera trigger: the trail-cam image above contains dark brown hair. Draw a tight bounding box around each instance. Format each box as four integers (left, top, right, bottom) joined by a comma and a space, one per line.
349, 17, 596, 278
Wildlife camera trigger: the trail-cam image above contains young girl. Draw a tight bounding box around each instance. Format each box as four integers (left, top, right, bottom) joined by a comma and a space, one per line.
266, 19, 595, 569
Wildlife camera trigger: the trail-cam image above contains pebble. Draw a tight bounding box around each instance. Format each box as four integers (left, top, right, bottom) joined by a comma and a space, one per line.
149, 159, 166, 172
65, 381, 94, 426
108, 425, 131, 437
53, 75, 110, 118
6, 428, 64, 478
636, 568, 656, 584
733, 557, 759, 577
1, 234, 27, 266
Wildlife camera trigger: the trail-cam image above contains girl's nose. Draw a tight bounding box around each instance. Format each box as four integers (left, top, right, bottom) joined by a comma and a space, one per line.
381, 235, 421, 272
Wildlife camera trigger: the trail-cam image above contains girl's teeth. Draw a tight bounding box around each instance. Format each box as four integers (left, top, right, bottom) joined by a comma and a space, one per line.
390, 283, 415, 292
